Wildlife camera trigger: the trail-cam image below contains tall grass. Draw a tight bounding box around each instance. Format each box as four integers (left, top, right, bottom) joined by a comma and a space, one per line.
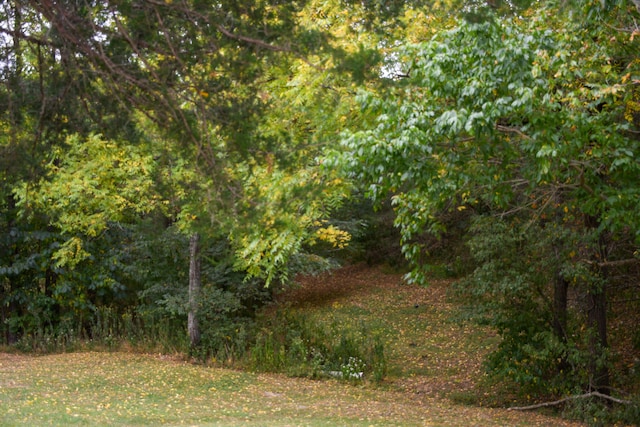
7, 294, 387, 385
248, 309, 386, 383
10, 307, 189, 355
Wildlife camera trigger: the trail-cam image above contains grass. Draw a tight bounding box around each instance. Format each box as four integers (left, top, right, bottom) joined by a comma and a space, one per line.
0, 265, 585, 426
0, 351, 580, 426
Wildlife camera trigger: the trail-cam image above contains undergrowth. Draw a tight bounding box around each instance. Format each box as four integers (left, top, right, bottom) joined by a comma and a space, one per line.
248, 308, 386, 383
6, 294, 387, 386
9, 307, 189, 355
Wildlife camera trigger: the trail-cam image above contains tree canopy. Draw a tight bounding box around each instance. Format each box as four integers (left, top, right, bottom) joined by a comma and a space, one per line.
337, 0, 640, 402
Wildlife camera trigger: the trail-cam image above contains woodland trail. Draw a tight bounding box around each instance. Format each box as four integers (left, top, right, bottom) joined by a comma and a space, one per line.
279, 263, 586, 426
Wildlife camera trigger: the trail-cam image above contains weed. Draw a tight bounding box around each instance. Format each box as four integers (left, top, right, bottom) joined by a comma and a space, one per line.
248, 309, 386, 383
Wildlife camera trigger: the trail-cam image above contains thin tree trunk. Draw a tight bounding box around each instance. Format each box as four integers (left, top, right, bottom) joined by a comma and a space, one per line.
4, 194, 18, 345
188, 233, 201, 347
553, 274, 568, 340
587, 285, 610, 393
552, 269, 570, 373
551, 192, 569, 372
552, 238, 569, 345
584, 215, 610, 393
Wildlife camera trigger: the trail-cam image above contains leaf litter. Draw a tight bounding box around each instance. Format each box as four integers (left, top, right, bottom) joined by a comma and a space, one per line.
0, 264, 584, 426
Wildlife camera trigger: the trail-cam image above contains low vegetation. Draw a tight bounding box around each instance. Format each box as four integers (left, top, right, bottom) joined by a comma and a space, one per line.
1, 265, 591, 426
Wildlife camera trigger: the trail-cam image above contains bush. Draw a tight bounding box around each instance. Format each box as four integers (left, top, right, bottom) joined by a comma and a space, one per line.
455, 215, 602, 398
562, 394, 640, 427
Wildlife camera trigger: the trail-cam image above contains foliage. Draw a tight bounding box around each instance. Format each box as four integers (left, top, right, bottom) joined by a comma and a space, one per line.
337, 3, 640, 272
248, 308, 387, 383
335, 0, 640, 407
0, 0, 362, 350
457, 216, 599, 396
336, 18, 554, 282
2, 0, 640, 420
562, 394, 640, 427
131, 228, 274, 360
231, 159, 351, 285
15, 133, 160, 266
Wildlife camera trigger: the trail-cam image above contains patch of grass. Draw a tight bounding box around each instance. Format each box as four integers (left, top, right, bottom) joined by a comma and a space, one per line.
449, 390, 480, 406
0, 351, 580, 426
248, 307, 387, 382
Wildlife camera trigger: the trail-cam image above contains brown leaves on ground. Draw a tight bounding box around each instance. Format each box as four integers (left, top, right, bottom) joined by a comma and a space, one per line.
279, 263, 585, 426
284, 264, 492, 393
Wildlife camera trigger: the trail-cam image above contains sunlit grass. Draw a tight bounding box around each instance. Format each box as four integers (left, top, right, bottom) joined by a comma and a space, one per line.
0, 352, 428, 426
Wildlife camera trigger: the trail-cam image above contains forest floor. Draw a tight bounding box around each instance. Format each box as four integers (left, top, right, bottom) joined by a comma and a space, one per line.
0, 264, 586, 426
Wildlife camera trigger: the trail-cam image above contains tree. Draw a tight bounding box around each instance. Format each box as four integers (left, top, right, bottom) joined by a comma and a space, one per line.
188, 233, 201, 347
2, 0, 392, 348
336, 1, 640, 397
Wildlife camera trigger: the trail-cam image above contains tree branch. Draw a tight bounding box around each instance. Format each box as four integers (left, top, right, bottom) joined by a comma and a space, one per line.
585, 258, 640, 269
508, 391, 632, 411
215, 24, 287, 52
495, 124, 532, 140
215, 24, 324, 71
0, 26, 55, 47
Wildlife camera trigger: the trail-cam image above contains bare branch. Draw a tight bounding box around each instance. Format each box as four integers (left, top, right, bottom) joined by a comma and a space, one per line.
215, 24, 288, 52
509, 391, 632, 411
495, 124, 532, 140
153, 6, 187, 69
0, 26, 55, 47
568, 162, 608, 201
585, 258, 640, 269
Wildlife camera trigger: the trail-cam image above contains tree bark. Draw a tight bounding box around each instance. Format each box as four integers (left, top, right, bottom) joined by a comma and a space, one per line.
552, 235, 569, 345
188, 233, 201, 347
552, 270, 570, 372
553, 274, 568, 341
584, 214, 610, 394
587, 285, 610, 393
551, 193, 569, 372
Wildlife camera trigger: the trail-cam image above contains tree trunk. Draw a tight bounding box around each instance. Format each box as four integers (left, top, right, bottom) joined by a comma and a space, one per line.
553, 274, 568, 340
584, 214, 610, 393
552, 237, 569, 344
188, 233, 201, 347
587, 285, 610, 393
552, 270, 570, 372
